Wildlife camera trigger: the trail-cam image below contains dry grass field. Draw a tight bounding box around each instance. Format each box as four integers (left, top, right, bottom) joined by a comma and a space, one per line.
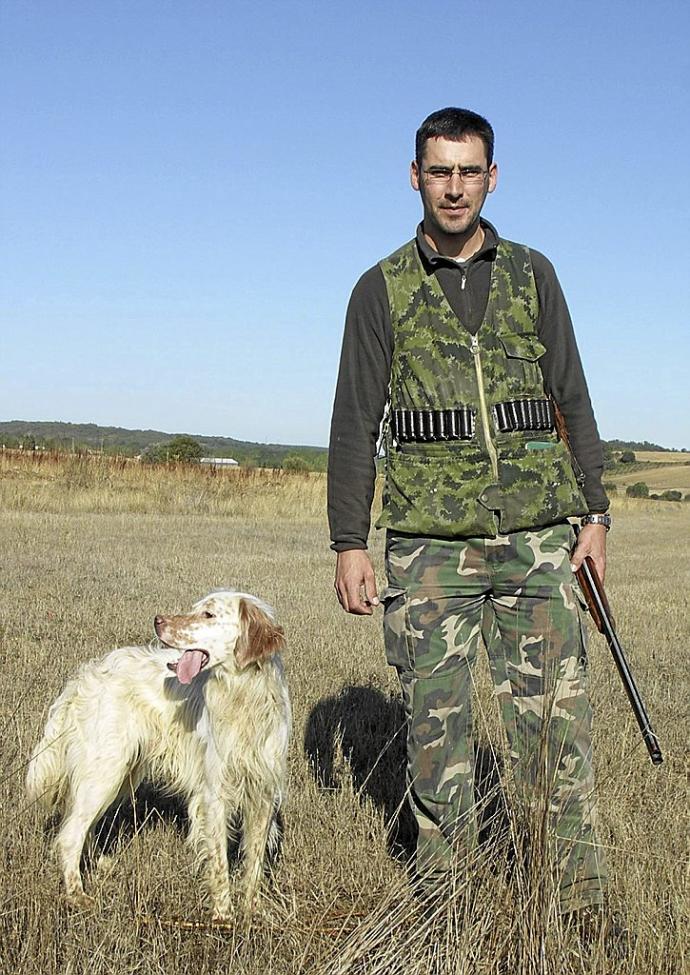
608, 452, 690, 495
610, 466, 690, 495
1, 453, 688, 975
630, 452, 689, 465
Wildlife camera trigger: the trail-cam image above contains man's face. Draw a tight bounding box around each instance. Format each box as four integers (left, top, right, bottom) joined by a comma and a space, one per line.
410, 135, 497, 241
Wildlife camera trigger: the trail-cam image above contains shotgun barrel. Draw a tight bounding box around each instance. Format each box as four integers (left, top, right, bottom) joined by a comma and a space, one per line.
574, 532, 663, 766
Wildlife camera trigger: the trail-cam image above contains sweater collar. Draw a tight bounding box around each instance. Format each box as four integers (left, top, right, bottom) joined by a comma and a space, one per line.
415, 219, 499, 273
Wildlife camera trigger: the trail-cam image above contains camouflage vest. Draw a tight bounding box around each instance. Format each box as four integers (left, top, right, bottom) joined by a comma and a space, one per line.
377, 237, 587, 538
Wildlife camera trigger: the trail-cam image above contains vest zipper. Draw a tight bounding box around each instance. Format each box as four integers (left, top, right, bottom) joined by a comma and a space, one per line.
470, 335, 499, 479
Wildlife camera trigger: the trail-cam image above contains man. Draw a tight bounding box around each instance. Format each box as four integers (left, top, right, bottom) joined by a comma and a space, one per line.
327, 108, 611, 920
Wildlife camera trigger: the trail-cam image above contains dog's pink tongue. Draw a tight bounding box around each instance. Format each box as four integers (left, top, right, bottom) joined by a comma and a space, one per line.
176, 650, 206, 685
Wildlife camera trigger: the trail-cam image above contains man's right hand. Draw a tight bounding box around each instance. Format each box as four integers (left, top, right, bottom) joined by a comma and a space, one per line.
334, 550, 379, 615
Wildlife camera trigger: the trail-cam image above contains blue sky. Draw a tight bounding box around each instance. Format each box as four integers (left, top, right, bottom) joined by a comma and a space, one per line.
2, 0, 689, 448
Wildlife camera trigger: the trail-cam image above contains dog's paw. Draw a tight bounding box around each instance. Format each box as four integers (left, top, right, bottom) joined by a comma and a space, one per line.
210, 897, 232, 924
66, 891, 96, 911
242, 888, 270, 922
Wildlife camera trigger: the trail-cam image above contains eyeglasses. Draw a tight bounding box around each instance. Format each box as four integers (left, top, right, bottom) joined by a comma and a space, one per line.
423, 166, 488, 185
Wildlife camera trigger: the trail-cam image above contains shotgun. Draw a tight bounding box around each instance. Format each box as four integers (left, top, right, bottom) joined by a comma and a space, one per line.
573, 526, 663, 766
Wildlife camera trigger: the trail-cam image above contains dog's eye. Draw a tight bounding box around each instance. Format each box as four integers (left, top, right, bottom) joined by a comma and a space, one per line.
202, 611, 214, 619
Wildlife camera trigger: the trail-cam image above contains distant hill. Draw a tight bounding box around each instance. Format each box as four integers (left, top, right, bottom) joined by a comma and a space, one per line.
605, 439, 676, 452
0, 420, 328, 471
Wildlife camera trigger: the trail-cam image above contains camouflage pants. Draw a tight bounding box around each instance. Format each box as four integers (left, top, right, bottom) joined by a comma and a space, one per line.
383, 523, 607, 912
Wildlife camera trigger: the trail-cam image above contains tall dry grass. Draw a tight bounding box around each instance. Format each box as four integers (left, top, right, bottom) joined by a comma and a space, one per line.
0, 450, 328, 520
1, 452, 688, 974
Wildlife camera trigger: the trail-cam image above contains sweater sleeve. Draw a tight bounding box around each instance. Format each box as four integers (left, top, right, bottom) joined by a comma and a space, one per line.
530, 249, 609, 513
327, 265, 392, 551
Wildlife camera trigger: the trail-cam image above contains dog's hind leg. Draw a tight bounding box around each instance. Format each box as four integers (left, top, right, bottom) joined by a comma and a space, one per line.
240, 792, 275, 913
84, 767, 144, 873
55, 758, 136, 907
267, 802, 283, 858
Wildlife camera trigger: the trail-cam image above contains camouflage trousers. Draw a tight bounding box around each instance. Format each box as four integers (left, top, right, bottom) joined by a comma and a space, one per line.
382, 523, 607, 912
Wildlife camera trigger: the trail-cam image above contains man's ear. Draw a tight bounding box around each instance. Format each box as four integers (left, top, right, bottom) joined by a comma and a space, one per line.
487, 160, 498, 194
410, 159, 421, 192
235, 599, 285, 669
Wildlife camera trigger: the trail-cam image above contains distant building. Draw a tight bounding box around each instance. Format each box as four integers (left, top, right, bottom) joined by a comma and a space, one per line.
200, 457, 239, 468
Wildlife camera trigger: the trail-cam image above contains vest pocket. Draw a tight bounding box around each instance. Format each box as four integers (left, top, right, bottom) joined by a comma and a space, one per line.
498, 332, 547, 361
379, 446, 498, 538
495, 437, 587, 533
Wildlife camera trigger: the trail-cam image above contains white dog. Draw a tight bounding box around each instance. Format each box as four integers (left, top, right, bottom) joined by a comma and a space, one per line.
26, 590, 291, 919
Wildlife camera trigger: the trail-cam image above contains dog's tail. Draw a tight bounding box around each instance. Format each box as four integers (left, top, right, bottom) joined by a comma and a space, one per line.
25, 684, 73, 812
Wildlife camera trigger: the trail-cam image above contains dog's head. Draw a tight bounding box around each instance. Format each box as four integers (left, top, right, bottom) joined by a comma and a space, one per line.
155, 590, 285, 685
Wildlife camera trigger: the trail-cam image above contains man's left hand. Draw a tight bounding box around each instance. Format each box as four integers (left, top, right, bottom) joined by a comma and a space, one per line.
570, 523, 607, 583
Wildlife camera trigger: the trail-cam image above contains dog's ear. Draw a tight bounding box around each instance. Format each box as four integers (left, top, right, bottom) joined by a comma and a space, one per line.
235, 599, 285, 669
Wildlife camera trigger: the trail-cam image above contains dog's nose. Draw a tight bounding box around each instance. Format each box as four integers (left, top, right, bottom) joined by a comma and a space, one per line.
154, 615, 164, 627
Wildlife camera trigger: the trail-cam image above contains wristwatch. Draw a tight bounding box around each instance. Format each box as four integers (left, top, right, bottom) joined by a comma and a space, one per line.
581, 513, 612, 531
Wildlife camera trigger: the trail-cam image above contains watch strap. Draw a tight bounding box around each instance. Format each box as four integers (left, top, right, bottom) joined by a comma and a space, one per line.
581, 513, 612, 531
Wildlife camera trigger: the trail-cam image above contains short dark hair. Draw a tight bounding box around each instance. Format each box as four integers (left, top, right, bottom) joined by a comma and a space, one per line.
415, 108, 494, 167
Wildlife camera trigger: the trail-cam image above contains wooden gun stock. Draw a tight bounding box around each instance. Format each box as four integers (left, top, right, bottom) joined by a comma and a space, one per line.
575, 538, 663, 766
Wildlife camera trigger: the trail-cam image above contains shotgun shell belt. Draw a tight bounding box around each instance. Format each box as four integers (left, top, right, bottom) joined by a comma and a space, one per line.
391, 407, 476, 442
492, 398, 555, 433
391, 399, 554, 443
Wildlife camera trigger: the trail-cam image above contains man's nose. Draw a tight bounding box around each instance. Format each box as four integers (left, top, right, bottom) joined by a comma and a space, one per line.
444, 174, 465, 195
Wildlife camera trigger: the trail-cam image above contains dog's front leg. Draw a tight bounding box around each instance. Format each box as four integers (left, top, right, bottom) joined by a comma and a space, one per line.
200, 792, 232, 921
241, 793, 275, 913
185, 794, 207, 864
